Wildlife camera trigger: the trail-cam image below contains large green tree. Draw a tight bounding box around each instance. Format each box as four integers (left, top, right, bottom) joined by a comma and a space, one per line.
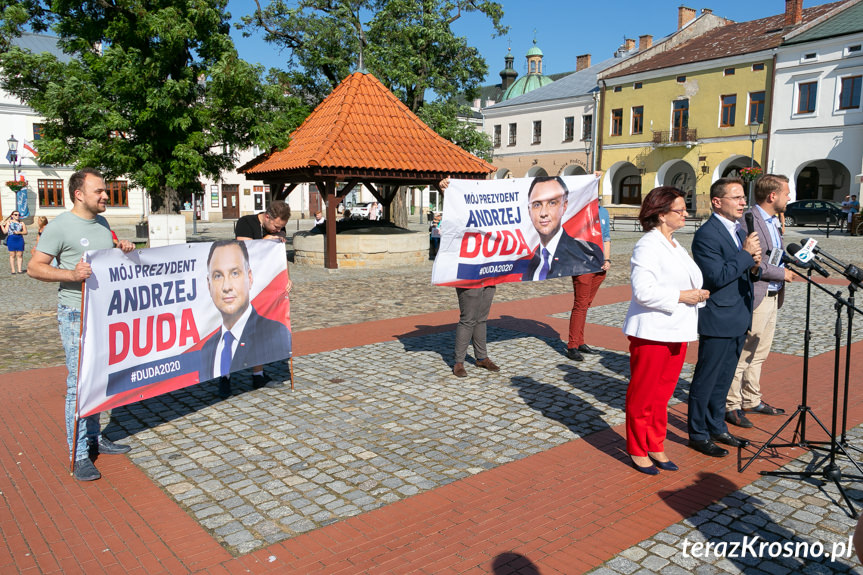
0, 0, 309, 210
244, 0, 506, 112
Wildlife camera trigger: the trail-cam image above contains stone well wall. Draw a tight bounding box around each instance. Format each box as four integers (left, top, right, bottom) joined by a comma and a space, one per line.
292, 228, 428, 268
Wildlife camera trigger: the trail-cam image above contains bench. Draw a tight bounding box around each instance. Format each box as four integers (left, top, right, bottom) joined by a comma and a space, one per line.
610, 215, 641, 231
610, 215, 705, 232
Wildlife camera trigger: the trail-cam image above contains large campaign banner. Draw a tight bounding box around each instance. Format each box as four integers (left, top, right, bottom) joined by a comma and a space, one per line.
431, 175, 604, 287
77, 239, 291, 418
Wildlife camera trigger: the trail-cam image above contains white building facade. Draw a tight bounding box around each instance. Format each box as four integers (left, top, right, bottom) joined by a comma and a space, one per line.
768, 1, 863, 202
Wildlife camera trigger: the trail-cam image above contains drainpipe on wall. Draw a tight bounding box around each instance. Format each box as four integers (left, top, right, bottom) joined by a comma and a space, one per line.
596, 81, 607, 177
763, 52, 778, 183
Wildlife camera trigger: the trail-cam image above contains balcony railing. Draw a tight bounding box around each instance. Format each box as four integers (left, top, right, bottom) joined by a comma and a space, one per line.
652, 129, 698, 145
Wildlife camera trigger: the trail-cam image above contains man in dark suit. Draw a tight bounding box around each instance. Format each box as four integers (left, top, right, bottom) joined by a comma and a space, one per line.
726, 175, 794, 428
200, 240, 292, 392
522, 176, 604, 281
687, 177, 761, 457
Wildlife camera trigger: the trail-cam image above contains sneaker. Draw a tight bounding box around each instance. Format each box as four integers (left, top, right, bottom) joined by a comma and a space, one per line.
73, 458, 101, 481
89, 437, 131, 455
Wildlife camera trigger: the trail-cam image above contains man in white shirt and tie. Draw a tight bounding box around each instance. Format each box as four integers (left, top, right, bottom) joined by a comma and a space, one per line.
725, 174, 794, 428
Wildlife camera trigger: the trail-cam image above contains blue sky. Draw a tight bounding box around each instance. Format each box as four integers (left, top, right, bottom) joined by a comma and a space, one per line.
227, 0, 837, 84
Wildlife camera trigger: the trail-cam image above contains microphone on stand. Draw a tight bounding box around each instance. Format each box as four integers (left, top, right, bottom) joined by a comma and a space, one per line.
787, 243, 830, 278
801, 237, 863, 285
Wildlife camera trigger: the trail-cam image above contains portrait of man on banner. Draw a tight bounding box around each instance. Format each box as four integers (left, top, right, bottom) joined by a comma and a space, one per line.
522, 176, 604, 281
199, 239, 292, 381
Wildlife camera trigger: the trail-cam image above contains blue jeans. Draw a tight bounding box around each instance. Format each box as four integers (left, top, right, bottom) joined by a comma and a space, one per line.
58, 304, 100, 461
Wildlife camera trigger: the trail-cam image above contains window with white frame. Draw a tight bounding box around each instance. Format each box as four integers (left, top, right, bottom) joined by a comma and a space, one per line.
796, 81, 818, 114
532, 120, 542, 144
508, 123, 517, 146
839, 75, 862, 110
563, 116, 574, 141
493, 124, 501, 147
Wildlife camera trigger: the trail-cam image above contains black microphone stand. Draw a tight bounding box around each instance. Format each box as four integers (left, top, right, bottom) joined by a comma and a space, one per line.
740, 265, 863, 517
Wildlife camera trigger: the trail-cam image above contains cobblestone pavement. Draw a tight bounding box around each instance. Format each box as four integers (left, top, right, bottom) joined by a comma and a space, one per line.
589, 426, 863, 575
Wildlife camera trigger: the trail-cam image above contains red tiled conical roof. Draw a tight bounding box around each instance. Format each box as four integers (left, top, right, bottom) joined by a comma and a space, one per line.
245, 72, 494, 177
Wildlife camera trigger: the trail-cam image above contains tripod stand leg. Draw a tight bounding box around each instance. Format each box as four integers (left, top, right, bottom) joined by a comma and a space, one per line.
740, 406, 808, 472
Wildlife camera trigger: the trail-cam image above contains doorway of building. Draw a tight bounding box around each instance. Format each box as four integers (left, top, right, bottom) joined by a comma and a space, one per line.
222, 184, 239, 219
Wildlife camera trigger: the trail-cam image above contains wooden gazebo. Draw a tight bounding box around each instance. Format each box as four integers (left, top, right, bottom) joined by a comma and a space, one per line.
239, 71, 494, 268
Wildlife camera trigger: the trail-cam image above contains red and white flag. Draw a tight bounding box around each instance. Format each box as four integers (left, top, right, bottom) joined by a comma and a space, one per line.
22, 138, 38, 157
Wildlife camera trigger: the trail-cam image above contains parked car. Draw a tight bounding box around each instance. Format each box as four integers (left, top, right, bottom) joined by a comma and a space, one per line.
349, 202, 372, 219
783, 200, 844, 227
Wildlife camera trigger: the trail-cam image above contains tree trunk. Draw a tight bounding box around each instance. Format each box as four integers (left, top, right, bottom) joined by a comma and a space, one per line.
390, 185, 408, 228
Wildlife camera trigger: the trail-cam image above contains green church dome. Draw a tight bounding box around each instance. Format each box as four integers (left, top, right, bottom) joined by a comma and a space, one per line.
501, 40, 552, 101
501, 74, 554, 100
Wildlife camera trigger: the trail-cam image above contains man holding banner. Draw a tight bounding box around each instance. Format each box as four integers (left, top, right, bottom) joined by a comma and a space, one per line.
28, 168, 136, 482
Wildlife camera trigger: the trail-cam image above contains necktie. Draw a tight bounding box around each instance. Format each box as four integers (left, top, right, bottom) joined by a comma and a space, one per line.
538, 247, 550, 280
220, 331, 235, 377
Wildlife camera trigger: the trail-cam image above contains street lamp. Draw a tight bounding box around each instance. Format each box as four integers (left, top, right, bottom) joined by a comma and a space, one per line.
748, 122, 761, 205
7, 135, 19, 181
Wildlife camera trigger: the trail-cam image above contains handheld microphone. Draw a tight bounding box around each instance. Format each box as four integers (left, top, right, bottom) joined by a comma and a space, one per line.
744, 212, 755, 235
787, 243, 829, 277
801, 237, 863, 284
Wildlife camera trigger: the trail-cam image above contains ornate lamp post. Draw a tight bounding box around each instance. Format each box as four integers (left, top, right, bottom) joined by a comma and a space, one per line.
7, 135, 19, 182
748, 122, 761, 205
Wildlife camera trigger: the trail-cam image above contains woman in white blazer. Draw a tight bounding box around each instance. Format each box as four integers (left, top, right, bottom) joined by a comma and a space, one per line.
622, 187, 710, 475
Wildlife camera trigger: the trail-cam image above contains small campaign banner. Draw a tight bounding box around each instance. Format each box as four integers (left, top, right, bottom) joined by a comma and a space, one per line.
77, 239, 291, 417
431, 175, 604, 287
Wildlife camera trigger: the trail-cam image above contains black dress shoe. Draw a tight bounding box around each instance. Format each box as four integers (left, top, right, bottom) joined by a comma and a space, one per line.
218, 376, 231, 399
566, 348, 584, 361
711, 433, 750, 448
725, 409, 754, 428
252, 373, 271, 389
688, 439, 729, 458
577, 344, 599, 354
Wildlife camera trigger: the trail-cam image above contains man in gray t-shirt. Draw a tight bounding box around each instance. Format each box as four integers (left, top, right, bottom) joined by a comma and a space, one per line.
28, 168, 136, 482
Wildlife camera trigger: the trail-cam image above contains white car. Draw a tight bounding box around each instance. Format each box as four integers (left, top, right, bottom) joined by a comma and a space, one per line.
349, 203, 372, 219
